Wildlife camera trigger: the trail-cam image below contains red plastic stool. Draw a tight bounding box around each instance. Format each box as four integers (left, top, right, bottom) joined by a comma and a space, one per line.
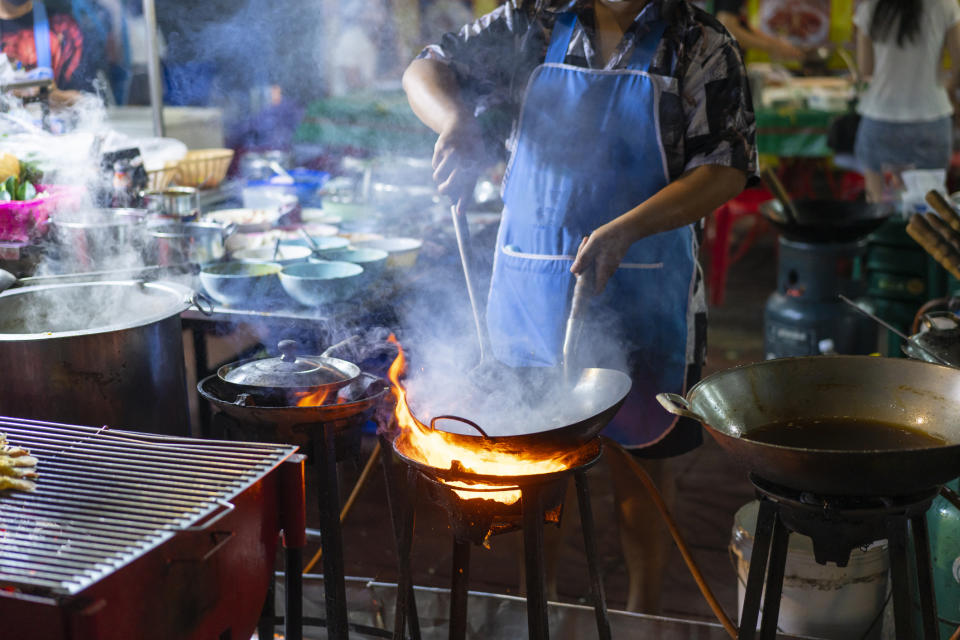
705, 186, 774, 307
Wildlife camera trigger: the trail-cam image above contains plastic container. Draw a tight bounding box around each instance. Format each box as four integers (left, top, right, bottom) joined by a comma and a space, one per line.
730, 501, 889, 640
0, 185, 79, 243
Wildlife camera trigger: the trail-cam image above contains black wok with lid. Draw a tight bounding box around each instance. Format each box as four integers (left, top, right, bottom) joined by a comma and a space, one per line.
218, 338, 361, 398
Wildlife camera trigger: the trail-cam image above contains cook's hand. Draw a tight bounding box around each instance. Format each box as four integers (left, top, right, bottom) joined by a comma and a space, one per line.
570, 222, 632, 294
432, 114, 485, 208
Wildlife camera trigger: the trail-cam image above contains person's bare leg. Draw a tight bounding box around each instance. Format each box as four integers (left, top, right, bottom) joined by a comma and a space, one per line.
607, 446, 675, 613
862, 169, 886, 203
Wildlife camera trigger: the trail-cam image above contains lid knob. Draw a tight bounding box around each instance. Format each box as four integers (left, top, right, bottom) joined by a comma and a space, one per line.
278, 339, 299, 363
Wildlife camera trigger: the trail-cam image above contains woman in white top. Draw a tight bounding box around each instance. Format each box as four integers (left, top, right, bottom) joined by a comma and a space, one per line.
853, 0, 960, 202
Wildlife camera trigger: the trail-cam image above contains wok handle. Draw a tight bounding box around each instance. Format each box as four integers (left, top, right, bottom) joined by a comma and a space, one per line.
656, 393, 704, 422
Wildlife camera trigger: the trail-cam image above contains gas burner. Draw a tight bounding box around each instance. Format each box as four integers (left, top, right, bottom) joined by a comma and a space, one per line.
740, 474, 940, 640
398, 436, 603, 545
389, 436, 611, 640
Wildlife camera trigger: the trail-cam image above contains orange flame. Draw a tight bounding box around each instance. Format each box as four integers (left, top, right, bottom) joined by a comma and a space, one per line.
294, 387, 333, 407
387, 335, 573, 505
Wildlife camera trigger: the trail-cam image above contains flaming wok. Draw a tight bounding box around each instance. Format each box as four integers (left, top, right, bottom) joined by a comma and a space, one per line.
658, 356, 960, 496
402, 366, 632, 458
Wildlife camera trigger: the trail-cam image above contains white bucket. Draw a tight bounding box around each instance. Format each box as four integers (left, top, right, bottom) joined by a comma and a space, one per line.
730, 501, 889, 640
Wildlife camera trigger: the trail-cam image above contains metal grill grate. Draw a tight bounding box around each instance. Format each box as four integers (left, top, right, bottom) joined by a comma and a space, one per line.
0, 416, 297, 597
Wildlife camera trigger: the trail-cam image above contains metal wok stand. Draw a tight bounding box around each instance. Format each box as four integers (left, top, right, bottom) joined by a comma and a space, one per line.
387, 441, 611, 640
739, 474, 940, 640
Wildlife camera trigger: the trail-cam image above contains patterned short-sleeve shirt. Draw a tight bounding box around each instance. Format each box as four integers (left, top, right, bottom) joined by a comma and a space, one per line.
419, 0, 757, 183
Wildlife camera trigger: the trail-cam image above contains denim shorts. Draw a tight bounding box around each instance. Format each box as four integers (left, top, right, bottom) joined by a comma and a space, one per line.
854, 115, 953, 172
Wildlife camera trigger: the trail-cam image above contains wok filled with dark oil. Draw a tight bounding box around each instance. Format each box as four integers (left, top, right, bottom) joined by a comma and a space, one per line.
657, 356, 960, 496
744, 417, 948, 451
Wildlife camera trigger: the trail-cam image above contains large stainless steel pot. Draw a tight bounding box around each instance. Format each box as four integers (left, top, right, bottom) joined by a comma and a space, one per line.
0, 280, 209, 436
148, 220, 236, 266
657, 356, 960, 496
49, 208, 149, 270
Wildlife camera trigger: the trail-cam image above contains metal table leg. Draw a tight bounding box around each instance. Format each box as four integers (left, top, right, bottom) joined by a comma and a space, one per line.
522, 483, 549, 640
739, 498, 777, 640
911, 514, 941, 640
759, 513, 790, 640
887, 514, 914, 640
392, 467, 420, 640
317, 426, 349, 639
381, 439, 422, 640
575, 471, 611, 640
449, 539, 471, 640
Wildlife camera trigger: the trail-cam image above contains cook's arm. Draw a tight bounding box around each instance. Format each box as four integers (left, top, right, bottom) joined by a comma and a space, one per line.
403, 58, 486, 206
571, 165, 747, 292
716, 12, 805, 61
945, 21, 960, 115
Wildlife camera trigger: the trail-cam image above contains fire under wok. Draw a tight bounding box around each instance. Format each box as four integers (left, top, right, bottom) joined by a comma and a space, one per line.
403, 366, 633, 457
657, 356, 960, 497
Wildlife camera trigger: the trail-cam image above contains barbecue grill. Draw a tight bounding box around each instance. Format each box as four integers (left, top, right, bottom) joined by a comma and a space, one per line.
0, 416, 306, 640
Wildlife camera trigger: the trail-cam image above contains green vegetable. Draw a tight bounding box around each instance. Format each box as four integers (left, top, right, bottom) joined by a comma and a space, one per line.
0, 175, 39, 201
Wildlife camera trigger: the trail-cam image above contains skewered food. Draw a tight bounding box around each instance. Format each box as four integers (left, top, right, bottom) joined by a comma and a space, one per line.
0, 432, 37, 491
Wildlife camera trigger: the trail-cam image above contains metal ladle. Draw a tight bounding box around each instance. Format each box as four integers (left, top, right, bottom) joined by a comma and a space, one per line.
450, 201, 492, 371
839, 294, 953, 366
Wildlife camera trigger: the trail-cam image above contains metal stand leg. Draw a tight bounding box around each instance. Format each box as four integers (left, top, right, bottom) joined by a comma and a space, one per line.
381, 440, 422, 640
739, 498, 777, 640
318, 426, 349, 639
449, 539, 471, 640
192, 325, 211, 436
280, 454, 307, 640
285, 548, 303, 640
393, 467, 419, 640
911, 514, 941, 640
575, 471, 610, 640
888, 514, 915, 640
258, 575, 276, 640
759, 514, 790, 640
522, 484, 550, 640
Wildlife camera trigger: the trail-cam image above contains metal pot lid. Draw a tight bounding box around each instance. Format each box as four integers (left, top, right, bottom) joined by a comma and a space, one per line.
220, 339, 359, 389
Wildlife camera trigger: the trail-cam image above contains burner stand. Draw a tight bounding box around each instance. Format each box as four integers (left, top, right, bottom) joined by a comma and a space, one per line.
740, 474, 940, 640
209, 410, 368, 640
388, 438, 609, 640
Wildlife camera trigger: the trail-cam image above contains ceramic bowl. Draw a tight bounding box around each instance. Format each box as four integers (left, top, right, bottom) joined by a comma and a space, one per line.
353, 237, 423, 269
312, 247, 389, 282
233, 244, 312, 266
279, 261, 364, 306
281, 235, 350, 258
200, 261, 284, 307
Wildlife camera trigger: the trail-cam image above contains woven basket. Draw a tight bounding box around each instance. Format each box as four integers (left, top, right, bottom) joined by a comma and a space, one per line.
146, 163, 181, 191
173, 149, 234, 189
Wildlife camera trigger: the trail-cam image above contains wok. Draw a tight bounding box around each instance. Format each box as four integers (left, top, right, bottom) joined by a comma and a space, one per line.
760, 199, 893, 243
657, 356, 960, 496
198, 372, 390, 426
407, 366, 632, 457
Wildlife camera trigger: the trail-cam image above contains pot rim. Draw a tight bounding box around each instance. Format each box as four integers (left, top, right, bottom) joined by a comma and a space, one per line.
0, 280, 195, 341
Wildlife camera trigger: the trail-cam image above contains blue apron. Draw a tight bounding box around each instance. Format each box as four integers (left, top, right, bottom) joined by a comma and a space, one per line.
27, 1, 54, 81
486, 12, 698, 448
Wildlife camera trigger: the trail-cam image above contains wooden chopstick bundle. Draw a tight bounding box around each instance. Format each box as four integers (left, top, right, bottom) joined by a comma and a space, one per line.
907, 191, 960, 280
